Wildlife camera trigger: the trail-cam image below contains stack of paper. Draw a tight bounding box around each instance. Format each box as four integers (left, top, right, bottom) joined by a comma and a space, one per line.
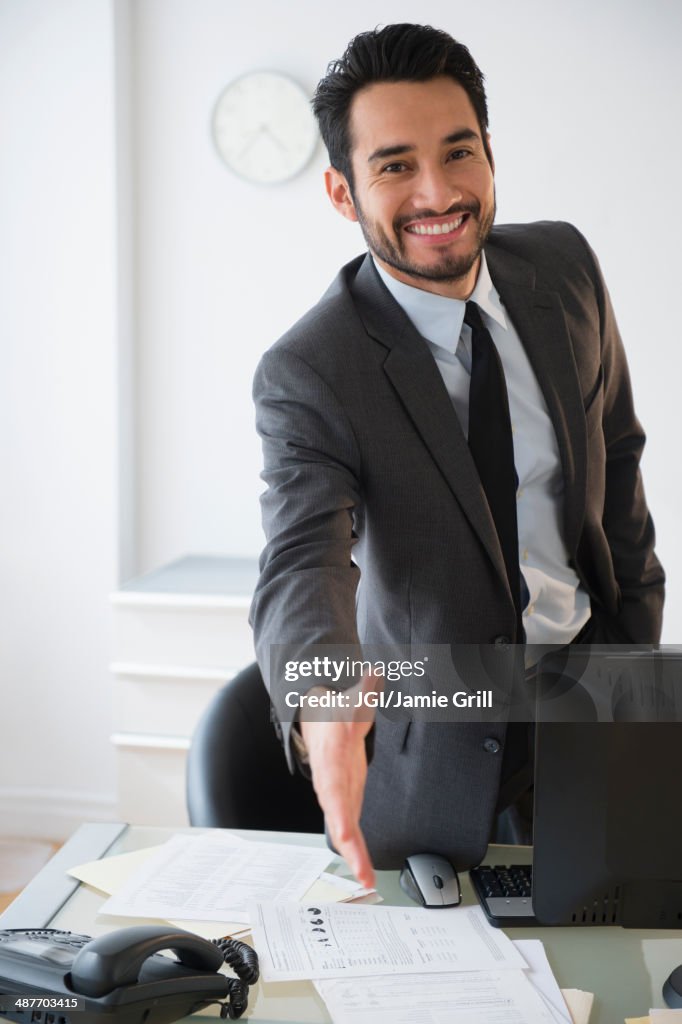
627, 1013, 682, 1023
250, 901, 577, 1023
100, 833, 334, 923
562, 989, 594, 1023
68, 835, 590, 1022
68, 831, 379, 939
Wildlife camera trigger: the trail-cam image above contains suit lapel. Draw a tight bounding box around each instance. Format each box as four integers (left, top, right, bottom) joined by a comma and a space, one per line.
350, 256, 509, 589
485, 242, 587, 559
350, 246, 588, 581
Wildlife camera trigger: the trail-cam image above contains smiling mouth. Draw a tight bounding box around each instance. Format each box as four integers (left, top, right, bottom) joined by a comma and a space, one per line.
404, 213, 470, 236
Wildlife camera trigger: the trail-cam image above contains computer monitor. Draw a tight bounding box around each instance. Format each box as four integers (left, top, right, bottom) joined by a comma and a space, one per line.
531, 649, 682, 928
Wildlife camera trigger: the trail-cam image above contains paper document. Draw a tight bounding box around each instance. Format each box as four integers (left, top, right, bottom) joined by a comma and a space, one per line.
309, 936, 574, 1024
514, 940, 571, 1023
312, 937, 574, 1024
307, 872, 382, 906
71, 851, 374, 907
70, 841, 249, 938
69, 845, 164, 893
561, 988, 594, 1023
626, 1013, 682, 1023
100, 832, 333, 923
314, 969, 557, 1023
69, 840, 372, 939
250, 901, 527, 981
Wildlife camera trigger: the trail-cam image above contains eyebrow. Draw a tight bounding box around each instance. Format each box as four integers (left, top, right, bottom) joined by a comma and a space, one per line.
367, 128, 480, 164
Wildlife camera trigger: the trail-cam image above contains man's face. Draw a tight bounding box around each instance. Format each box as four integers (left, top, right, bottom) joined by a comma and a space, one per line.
326, 77, 496, 299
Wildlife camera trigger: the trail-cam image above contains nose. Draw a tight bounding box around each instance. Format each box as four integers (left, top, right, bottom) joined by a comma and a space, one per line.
412, 164, 463, 212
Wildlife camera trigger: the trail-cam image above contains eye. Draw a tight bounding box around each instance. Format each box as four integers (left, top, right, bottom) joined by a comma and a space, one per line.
447, 148, 471, 161
381, 161, 409, 174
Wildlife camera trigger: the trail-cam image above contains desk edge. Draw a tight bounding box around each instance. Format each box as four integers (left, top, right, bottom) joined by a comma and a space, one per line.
0, 823, 128, 929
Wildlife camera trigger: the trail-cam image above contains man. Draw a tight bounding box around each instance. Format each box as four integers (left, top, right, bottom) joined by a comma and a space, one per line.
250, 24, 664, 889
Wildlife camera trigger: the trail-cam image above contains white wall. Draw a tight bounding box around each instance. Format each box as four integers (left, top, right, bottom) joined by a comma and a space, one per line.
1, 0, 680, 839
132, 0, 682, 640
0, 0, 119, 836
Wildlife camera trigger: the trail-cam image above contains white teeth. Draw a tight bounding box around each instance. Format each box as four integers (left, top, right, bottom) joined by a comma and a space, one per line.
408, 216, 464, 235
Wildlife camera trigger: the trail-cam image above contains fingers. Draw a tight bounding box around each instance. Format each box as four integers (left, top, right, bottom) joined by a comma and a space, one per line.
300, 717, 376, 889
330, 822, 375, 891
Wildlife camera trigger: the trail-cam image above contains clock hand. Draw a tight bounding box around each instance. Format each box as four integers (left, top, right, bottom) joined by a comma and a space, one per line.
259, 125, 287, 154
237, 125, 269, 161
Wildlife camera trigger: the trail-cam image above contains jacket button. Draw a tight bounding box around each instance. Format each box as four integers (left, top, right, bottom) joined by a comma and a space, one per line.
483, 737, 501, 754
493, 635, 511, 647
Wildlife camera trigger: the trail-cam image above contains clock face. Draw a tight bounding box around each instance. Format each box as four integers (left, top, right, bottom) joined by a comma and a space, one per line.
212, 71, 318, 184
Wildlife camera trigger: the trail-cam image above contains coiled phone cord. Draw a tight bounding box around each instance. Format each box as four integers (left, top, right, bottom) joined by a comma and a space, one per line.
211, 936, 260, 1019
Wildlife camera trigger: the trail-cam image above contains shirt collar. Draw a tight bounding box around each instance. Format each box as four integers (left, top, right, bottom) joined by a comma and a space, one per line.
469, 250, 508, 331
373, 250, 508, 354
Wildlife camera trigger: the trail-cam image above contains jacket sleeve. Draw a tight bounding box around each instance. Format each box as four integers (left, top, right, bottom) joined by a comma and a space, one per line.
570, 224, 665, 642
250, 344, 364, 768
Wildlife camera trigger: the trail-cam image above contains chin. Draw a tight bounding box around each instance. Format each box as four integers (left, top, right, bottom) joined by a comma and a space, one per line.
410, 257, 479, 282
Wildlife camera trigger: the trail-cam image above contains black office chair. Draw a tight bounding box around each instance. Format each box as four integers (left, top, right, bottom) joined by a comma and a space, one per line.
186, 661, 324, 832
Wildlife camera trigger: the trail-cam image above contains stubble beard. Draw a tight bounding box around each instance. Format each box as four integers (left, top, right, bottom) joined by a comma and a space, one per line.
354, 195, 496, 285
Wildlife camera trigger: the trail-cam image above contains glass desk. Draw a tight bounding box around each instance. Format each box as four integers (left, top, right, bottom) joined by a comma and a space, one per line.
2, 823, 681, 1023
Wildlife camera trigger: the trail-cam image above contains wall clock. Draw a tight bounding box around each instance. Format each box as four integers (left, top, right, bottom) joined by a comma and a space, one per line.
212, 71, 318, 184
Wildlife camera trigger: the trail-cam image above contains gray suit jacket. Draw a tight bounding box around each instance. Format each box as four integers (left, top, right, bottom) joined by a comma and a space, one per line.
251, 221, 664, 868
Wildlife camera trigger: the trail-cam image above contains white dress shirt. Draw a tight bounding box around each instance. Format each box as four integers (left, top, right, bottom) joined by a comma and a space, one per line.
373, 254, 591, 648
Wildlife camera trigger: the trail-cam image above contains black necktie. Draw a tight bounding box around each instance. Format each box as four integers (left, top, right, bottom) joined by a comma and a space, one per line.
464, 301, 526, 639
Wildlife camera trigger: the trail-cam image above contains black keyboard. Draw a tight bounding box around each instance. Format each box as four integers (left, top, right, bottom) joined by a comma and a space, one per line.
469, 864, 538, 927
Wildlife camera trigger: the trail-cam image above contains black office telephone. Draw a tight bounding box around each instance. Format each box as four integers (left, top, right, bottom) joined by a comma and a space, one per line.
0, 925, 259, 1024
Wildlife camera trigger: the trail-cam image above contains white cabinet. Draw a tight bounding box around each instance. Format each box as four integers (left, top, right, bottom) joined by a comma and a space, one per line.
110, 555, 258, 824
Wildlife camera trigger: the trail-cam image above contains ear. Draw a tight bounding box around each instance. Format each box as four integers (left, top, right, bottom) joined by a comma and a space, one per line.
485, 133, 495, 175
324, 166, 358, 223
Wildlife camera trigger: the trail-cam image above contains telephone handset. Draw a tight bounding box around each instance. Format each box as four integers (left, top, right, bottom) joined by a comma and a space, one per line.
0, 925, 259, 1023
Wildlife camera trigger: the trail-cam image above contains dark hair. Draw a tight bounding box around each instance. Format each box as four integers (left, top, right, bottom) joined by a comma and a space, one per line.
313, 24, 490, 186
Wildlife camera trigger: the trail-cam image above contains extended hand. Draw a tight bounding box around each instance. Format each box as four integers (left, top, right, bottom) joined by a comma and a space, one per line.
300, 675, 379, 889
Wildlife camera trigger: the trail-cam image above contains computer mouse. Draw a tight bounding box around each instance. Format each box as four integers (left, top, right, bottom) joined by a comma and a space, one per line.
663, 964, 682, 1008
399, 853, 461, 908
